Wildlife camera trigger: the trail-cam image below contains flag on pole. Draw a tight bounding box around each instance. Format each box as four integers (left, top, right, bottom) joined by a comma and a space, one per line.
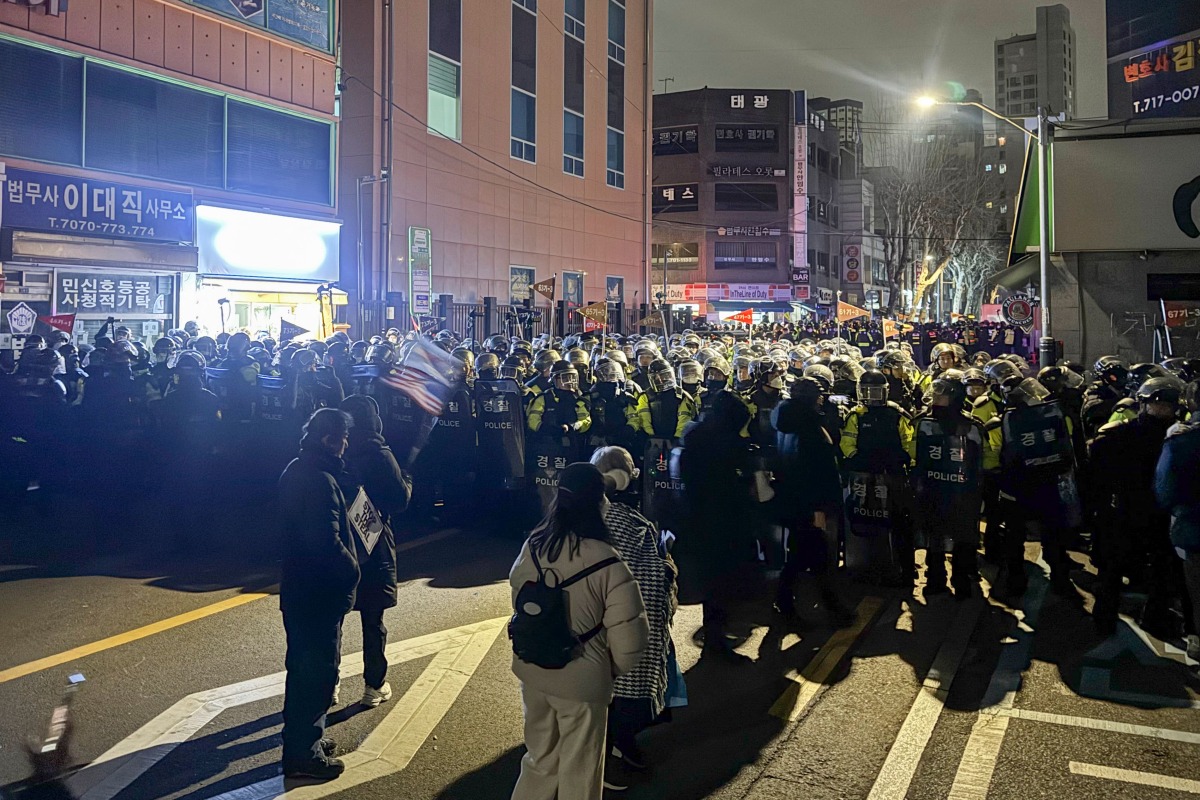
381, 336, 465, 416
280, 319, 309, 341
635, 309, 667, 329
882, 319, 913, 340
533, 277, 556, 302
728, 308, 754, 325
836, 300, 870, 323
577, 300, 608, 332
39, 314, 75, 333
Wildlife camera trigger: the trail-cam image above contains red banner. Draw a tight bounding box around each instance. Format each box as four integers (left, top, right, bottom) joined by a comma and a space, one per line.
836, 300, 870, 323
39, 313, 76, 333
1163, 300, 1200, 329
728, 308, 754, 325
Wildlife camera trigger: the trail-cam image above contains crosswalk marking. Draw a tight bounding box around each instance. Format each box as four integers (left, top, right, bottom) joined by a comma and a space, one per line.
1070, 761, 1200, 794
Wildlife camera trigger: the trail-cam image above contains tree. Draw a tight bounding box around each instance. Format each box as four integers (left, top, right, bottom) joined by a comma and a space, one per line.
865, 101, 1005, 320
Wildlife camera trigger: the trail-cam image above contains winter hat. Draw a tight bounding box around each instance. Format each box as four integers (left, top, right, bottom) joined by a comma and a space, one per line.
556, 462, 609, 506
340, 394, 383, 434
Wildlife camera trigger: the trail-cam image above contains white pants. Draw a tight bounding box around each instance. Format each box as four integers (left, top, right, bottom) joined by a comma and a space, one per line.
511, 684, 609, 800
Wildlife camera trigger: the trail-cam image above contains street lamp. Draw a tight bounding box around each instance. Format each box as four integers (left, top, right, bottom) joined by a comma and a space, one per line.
917, 95, 1055, 367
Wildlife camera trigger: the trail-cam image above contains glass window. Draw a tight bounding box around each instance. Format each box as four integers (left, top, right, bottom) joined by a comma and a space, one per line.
608, 0, 625, 63
606, 128, 624, 188
513, 0, 536, 10
511, 89, 536, 162
564, 36, 585, 113
428, 54, 461, 140
85, 63, 224, 188
607, 60, 624, 131
565, 0, 585, 39
564, 110, 584, 177
714, 183, 778, 212
0, 39, 83, 166
652, 242, 699, 268
714, 241, 777, 269
226, 100, 332, 204
511, 3, 537, 94
429, 0, 462, 61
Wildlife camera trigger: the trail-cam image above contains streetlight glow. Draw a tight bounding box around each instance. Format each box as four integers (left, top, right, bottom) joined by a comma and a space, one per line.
916, 96, 938, 109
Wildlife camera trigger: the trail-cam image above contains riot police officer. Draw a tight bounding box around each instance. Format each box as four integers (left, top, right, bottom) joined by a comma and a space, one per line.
911, 370, 987, 598
527, 361, 591, 448
1089, 375, 1190, 637
1081, 356, 1128, 438
992, 377, 1079, 597
746, 357, 787, 453
587, 356, 639, 451
678, 357, 703, 402
635, 358, 697, 443
525, 350, 560, 398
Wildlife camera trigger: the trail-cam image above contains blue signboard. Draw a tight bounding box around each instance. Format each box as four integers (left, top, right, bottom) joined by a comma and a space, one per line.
190, 0, 265, 26
268, 0, 333, 52
1, 167, 194, 244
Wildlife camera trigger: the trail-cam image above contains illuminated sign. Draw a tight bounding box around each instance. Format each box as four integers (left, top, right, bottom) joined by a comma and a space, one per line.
196, 205, 340, 282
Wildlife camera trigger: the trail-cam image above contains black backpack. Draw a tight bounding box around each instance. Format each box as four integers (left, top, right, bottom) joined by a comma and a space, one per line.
508, 546, 620, 669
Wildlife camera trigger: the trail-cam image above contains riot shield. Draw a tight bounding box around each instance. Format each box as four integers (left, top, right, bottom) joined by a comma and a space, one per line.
641, 437, 683, 526
529, 434, 573, 515
475, 379, 526, 489
843, 471, 909, 585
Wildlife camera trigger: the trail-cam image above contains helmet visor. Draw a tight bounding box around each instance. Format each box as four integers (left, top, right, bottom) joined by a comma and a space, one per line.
649, 369, 677, 392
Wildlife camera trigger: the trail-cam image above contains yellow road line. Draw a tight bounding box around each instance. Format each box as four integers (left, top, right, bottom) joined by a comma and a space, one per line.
0, 590, 274, 686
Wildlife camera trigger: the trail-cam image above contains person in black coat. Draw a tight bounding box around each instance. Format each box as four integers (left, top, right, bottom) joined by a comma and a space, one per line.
771, 378, 854, 626
339, 395, 412, 707
277, 408, 360, 780
674, 391, 758, 660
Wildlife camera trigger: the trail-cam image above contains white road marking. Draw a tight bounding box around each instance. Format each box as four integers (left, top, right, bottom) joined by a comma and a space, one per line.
1069, 761, 1200, 794
998, 708, 1200, 746
866, 596, 984, 800
768, 596, 885, 722
946, 578, 1050, 800
67, 617, 507, 800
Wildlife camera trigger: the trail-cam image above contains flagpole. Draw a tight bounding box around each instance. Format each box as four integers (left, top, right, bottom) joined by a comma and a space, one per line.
836, 290, 843, 343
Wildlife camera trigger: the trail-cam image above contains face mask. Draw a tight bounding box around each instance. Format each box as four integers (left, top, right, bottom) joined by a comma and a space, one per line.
705, 379, 727, 394
596, 382, 618, 399
767, 376, 785, 390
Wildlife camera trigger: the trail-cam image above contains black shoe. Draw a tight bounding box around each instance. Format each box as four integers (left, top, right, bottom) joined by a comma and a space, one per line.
923, 578, 949, 596
283, 756, 345, 781
612, 743, 647, 771
319, 738, 336, 757
603, 757, 631, 791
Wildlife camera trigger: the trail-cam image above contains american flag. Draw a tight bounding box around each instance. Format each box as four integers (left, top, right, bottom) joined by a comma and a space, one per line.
380, 337, 464, 416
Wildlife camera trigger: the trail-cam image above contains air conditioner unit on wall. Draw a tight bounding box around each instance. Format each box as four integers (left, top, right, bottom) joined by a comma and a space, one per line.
3, 0, 65, 15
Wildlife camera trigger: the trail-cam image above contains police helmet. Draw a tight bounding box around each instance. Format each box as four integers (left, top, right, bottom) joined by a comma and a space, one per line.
930, 342, 960, 368
451, 348, 475, 372
566, 348, 589, 368
351, 340, 369, 361
876, 350, 910, 373
227, 331, 251, 358
931, 369, 968, 406
476, 352, 501, 379
594, 357, 623, 384
678, 358, 703, 387
194, 336, 218, 360
1135, 375, 1186, 405
704, 355, 733, 381
1004, 377, 1051, 407
1037, 365, 1083, 393
1092, 355, 1128, 386
1161, 357, 1200, 384
969, 351, 992, 368
550, 360, 580, 392
153, 337, 178, 357
962, 368, 989, 398
647, 358, 677, 392
984, 359, 1023, 386
999, 353, 1032, 377
790, 376, 825, 407
23, 334, 46, 350
484, 335, 509, 355
19, 345, 62, 374
857, 369, 889, 405
291, 349, 319, 370
533, 349, 562, 373
365, 342, 396, 365
500, 355, 524, 380
1127, 363, 1170, 394
803, 364, 835, 392
170, 350, 207, 373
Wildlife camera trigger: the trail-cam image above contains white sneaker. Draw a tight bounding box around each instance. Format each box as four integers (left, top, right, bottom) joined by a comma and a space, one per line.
1186, 635, 1200, 662
330, 681, 341, 708
361, 682, 392, 707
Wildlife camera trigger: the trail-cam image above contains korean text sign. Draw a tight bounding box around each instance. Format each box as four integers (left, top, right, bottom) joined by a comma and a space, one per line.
2, 167, 194, 244
56, 272, 173, 316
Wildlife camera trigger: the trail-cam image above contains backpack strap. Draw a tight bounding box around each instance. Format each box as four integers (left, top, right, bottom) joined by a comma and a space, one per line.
577, 621, 606, 644
529, 544, 547, 581
558, 556, 620, 589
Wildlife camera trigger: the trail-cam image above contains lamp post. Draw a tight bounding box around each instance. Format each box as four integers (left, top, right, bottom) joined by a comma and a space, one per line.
917, 96, 1054, 367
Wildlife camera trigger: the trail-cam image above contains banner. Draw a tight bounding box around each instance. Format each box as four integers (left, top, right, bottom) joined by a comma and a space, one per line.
728, 308, 754, 325
836, 300, 870, 323
533, 277, 556, 302
577, 301, 608, 323
1162, 300, 1200, 329
408, 227, 433, 316
39, 313, 76, 334
279, 319, 309, 341
882, 319, 912, 340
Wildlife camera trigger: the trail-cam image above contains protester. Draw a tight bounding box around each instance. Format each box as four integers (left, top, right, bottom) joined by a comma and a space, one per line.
277, 408, 359, 780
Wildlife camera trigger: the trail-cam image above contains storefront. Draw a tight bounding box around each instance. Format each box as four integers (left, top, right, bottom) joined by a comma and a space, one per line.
184, 205, 344, 341
0, 163, 196, 351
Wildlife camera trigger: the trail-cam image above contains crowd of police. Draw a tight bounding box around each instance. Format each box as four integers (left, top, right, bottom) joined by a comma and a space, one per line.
2, 316, 1199, 655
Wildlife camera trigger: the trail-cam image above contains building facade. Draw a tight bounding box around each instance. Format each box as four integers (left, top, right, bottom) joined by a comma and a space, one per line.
650, 87, 846, 321
994, 3, 1076, 119
1106, 0, 1200, 120
0, 0, 342, 348
340, 0, 651, 334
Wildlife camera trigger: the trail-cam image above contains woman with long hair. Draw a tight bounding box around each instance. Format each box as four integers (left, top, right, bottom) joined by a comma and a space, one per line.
510, 462, 649, 800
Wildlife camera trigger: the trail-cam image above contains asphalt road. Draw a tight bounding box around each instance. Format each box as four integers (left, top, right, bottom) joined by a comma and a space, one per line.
1, 529, 1198, 800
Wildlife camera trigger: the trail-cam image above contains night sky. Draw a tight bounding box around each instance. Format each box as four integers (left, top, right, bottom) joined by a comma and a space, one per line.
654, 0, 1108, 119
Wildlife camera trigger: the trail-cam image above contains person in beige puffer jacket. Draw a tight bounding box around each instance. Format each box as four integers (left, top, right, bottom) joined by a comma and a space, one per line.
510, 462, 649, 800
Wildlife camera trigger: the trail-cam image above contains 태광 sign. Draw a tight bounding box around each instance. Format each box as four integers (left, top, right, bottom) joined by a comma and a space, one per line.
1, 166, 194, 244
408, 227, 433, 316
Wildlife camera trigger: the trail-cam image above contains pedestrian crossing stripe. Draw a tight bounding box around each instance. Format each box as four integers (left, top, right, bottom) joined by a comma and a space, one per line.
67, 617, 508, 800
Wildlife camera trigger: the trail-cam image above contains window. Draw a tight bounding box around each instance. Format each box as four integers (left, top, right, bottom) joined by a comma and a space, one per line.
565, 0, 585, 39
1023, 88, 1036, 99
606, 128, 624, 188
1008, 77, 1021, 87
985, 201, 994, 209
832, 256, 840, 278
563, 111, 584, 176
226, 100, 332, 204
817, 148, 830, 172
0, 38, 83, 165
714, 241, 777, 269
815, 250, 828, 275
830, 205, 839, 228
985, 164, 993, 172
563, 19, 584, 176
1000, 204, 1008, 214
1023, 74, 1036, 85
511, 0, 537, 162
652, 242, 699, 268
807, 143, 816, 165
85, 63, 224, 188
606, 3, 624, 189
428, 0, 462, 140
714, 183, 778, 212
998, 163, 1007, 174
608, 0, 625, 64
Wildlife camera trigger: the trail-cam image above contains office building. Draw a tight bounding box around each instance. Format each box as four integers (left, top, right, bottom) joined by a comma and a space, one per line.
0, 0, 343, 344
808, 97, 863, 160
994, 4, 1076, 119
341, 0, 651, 332
1106, 0, 1200, 119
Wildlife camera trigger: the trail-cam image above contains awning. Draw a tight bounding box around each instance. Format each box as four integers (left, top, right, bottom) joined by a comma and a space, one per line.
710, 300, 795, 313
199, 277, 348, 306
988, 253, 1040, 290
